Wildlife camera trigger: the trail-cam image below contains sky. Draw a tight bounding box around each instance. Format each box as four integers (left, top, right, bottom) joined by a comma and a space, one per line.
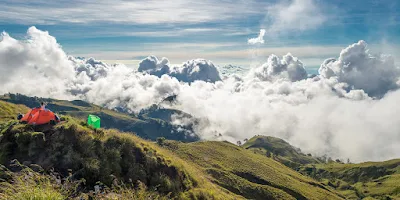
1, 0, 399, 71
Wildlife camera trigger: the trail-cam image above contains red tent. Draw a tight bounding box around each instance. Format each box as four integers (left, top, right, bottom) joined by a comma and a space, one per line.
20, 107, 60, 125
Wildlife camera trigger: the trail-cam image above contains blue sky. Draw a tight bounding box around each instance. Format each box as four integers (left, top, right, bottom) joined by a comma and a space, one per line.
1, 0, 399, 70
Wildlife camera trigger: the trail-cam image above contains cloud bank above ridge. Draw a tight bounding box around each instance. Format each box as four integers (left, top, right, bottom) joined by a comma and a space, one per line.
1, 27, 400, 162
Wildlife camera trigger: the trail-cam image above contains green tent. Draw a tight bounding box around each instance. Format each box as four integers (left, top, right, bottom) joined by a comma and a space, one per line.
87, 114, 101, 129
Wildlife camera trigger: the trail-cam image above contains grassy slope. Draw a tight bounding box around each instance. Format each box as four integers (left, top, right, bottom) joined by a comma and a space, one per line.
245, 136, 400, 199
0, 94, 198, 142
165, 140, 343, 200
0, 101, 29, 120
301, 160, 400, 199
243, 136, 321, 169
0, 100, 236, 199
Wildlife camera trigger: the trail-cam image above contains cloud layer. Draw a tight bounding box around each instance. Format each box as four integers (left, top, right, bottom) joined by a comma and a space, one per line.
1, 27, 400, 162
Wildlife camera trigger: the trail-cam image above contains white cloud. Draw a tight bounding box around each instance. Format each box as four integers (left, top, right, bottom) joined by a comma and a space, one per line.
139, 56, 222, 83
319, 40, 400, 97
138, 56, 171, 77
0, 0, 265, 25
170, 59, 222, 83
264, 0, 327, 34
73, 57, 110, 81
247, 53, 308, 82
2, 27, 400, 162
248, 29, 266, 45
0, 27, 75, 99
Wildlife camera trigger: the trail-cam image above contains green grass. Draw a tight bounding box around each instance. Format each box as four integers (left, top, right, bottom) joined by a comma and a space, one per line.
243, 136, 321, 170
0, 100, 29, 120
0, 167, 65, 200
0, 164, 178, 200
243, 135, 400, 199
300, 160, 400, 199
164, 140, 342, 200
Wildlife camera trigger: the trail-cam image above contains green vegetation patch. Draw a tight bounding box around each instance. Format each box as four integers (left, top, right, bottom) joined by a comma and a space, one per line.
165, 140, 342, 200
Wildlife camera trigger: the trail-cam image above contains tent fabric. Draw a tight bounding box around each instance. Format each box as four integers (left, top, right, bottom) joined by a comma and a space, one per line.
87, 114, 101, 129
20, 108, 40, 123
20, 107, 60, 125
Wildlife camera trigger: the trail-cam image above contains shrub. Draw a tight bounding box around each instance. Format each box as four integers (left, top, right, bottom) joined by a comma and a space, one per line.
157, 137, 166, 146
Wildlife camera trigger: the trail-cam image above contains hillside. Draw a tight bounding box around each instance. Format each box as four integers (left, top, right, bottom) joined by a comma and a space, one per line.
243, 136, 321, 169
0, 93, 198, 142
164, 140, 342, 200
244, 135, 400, 200
0, 100, 236, 199
299, 160, 400, 199
0, 99, 345, 199
0, 100, 29, 120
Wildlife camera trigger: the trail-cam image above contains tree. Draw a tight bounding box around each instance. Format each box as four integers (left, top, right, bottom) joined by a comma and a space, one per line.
237, 141, 242, 146
266, 151, 271, 158
156, 137, 166, 146
347, 158, 351, 164
244, 138, 248, 143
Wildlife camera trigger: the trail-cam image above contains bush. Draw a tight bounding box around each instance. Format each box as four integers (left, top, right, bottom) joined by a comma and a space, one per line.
157, 137, 166, 146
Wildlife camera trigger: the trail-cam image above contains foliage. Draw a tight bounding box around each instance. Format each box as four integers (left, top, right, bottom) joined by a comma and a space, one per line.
157, 137, 166, 146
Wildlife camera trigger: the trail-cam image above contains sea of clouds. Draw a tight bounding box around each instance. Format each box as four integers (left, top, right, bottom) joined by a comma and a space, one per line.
1, 27, 400, 162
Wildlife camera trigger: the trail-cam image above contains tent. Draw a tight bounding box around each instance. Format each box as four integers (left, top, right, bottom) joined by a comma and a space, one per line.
20, 107, 60, 125
87, 114, 101, 129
